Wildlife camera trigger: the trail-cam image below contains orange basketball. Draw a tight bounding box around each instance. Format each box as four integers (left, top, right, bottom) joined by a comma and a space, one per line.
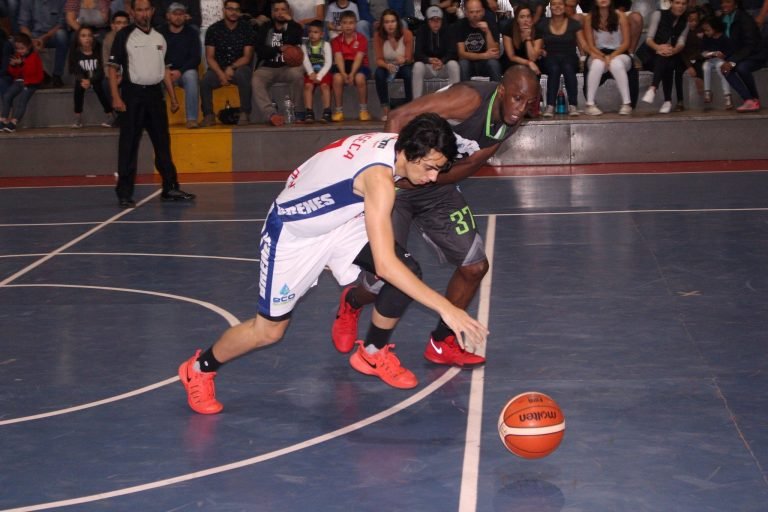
497, 392, 565, 459
282, 45, 304, 67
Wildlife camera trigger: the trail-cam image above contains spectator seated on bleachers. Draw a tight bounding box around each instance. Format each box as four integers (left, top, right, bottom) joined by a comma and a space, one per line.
638, 0, 689, 114
1, 32, 44, 132
412, 6, 459, 99
159, 2, 201, 128
200, 0, 255, 127
151, 0, 202, 30
252, 0, 305, 126
455, 0, 502, 82
719, 0, 766, 112
301, 19, 332, 122
68, 25, 115, 127
325, 0, 360, 40
288, 0, 324, 27
64, 0, 110, 38
699, 15, 734, 109
538, 0, 583, 116
330, 9, 371, 122
502, 2, 544, 76
582, 0, 634, 115
18, 0, 68, 87
373, 8, 413, 120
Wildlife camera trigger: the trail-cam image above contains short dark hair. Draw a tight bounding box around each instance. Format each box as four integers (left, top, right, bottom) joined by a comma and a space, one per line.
339, 9, 358, 22
14, 32, 33, 47
395, 113, 458, 168
112, 10, 130, 22
701, 15, 724, 33
308, 19, 324, 29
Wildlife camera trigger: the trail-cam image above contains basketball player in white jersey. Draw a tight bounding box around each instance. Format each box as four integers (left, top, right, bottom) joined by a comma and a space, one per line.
178, 114, 489, 414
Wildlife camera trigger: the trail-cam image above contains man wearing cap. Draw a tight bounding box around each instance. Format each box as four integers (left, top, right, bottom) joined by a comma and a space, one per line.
160, 2, 201, 128
108, 0, 196, 208
412, 6, 459, 98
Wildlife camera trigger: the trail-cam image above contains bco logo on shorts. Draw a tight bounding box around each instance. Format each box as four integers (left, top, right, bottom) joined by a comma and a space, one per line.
273, 284, 296, 303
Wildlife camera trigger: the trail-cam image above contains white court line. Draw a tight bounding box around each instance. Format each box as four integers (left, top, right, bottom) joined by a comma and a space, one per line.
0, 218, 264, 228
0, 283, 240, 427
458, 215, 495, 512
4, 206, 768, 230
0, 252, 258, 263
1, 367, 462, 512
0, 191, 160, 288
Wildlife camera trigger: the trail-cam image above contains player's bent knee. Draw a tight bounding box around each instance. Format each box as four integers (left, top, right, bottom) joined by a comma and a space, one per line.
459, 258, 489, 282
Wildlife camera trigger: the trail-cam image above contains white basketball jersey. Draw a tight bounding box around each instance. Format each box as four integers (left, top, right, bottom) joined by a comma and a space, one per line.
273, 132, 398, 237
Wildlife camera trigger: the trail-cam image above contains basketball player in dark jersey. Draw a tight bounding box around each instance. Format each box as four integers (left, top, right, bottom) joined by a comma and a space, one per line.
331, 65, 540, 367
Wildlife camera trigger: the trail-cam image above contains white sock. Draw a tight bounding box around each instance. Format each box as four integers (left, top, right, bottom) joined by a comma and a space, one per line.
365, 344, 379, 355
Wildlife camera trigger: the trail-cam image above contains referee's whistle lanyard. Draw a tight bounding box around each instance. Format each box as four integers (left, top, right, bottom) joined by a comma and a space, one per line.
485, 89, 507, 141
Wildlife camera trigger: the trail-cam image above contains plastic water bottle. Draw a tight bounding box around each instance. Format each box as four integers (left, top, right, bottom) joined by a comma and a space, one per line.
283, 95, 295, 124
555, 77, 567, 115
387, 64, 399, 82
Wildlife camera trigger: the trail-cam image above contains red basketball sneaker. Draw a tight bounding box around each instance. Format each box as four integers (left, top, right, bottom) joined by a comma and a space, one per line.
349, 341, 418, 389
424, 335, 486, 367
179, 350, 224, 414
331, 286, 362, 353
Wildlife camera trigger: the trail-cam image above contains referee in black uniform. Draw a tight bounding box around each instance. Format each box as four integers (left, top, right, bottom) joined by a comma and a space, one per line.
108, 0, 196, 208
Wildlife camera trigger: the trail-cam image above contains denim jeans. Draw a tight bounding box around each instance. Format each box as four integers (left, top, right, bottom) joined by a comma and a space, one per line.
374, 63, 413, 109
541, 54, 579, 107
2, 80, 38, 120
458, 58, 502, 82
173, 69, 199, 121
43, 28, 69, 77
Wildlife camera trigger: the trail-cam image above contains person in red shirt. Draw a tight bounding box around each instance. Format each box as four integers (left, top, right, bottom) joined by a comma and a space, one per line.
1, 32, 44, 133
330, 10, 371, 122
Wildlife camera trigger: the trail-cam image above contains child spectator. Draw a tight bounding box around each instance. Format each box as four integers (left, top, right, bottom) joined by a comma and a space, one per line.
331, 10, 370, 121
373, 8, 414, 120
68, 25, 114, 128
302, 19, 332, 122
1, 32, 43, 132
700, 15, 734, 109
325, 0, 360, 40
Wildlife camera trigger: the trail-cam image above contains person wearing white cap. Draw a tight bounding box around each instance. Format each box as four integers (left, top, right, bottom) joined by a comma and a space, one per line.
412, 6, 459, 98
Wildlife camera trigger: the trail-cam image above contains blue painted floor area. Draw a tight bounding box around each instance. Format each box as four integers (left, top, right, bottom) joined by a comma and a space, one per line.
1, 172, 768, 511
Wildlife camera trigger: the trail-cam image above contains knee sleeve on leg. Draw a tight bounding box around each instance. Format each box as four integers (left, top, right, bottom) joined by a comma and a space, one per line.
374, 251, 421, 318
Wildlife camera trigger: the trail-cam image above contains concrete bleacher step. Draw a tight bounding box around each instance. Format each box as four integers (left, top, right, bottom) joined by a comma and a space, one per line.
2, 110, 767, 177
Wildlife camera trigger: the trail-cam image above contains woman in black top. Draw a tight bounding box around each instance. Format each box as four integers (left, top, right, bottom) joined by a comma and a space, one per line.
638, 0, 689, 113
502, 3, 544, 75
537, 0, 583, 116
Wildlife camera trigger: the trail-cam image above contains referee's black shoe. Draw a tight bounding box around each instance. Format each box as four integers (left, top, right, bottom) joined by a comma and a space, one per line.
161, 188, 196, 202
119, 198, 136, 209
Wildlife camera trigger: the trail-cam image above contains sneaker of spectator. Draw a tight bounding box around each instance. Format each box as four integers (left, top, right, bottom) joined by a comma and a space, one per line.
331, 11, 371, 123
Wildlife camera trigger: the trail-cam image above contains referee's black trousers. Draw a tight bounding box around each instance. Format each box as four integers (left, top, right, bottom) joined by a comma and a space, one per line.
116, 83, 178, 200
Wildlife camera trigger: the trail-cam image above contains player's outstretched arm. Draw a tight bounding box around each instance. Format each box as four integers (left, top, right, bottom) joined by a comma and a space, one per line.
384, 84, 483, 134
358, 166, 488, 349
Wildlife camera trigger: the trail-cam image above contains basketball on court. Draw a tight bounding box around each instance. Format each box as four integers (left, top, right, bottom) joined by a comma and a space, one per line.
282, 45, 304, 67
497, 392, 565, 459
